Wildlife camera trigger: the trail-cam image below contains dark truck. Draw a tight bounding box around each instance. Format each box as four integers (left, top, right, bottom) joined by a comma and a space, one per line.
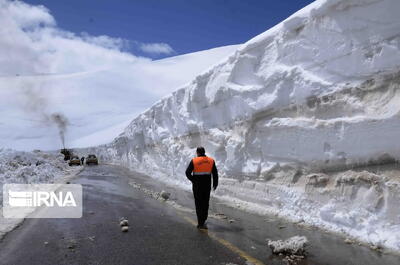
60, 148, 72, 161
86, 154, 99, 165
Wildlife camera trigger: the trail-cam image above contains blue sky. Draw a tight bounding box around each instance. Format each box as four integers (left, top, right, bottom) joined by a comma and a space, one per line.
24, 0, 314, 59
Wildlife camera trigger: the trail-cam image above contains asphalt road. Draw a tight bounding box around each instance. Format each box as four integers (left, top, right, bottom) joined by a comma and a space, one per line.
0, 165, 399, 265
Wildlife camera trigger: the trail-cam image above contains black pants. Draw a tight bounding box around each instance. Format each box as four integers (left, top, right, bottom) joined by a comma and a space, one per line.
192, 177, 211, 226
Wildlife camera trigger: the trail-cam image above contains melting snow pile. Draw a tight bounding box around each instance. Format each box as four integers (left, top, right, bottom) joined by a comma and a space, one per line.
268, 236, 308, 264
268, 235, 308, 255
0, 148, 79, 237
95, 0, 400, 251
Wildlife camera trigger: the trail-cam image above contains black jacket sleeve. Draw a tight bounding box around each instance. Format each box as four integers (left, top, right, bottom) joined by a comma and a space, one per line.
185, 160, 194, 182
212, 162, 218, 189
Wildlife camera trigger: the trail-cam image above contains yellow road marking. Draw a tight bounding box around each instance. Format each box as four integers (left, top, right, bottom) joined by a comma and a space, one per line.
182, 215, 265, 265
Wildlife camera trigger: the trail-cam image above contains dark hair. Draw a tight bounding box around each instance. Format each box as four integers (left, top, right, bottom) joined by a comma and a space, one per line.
196, 146, 206, 155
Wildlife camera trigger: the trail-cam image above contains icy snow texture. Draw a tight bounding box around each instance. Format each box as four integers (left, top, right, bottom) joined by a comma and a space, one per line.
0, 149, 76, 189
268, 236, 308, 255
0, 148, 79, 237
95, 0, 400, 251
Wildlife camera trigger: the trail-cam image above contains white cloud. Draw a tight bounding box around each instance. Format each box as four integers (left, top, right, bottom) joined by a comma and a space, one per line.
2, 0, 55, 28
80, 33, 130, 51
139, 42, 175, 55
0, 0, 147, 77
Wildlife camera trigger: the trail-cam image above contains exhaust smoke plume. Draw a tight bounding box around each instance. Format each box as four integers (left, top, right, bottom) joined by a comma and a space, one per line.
49, 113, 69, 149
19, 82, 70, 148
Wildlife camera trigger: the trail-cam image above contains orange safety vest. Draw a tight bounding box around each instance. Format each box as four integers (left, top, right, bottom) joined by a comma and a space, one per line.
192, 156, 214, 175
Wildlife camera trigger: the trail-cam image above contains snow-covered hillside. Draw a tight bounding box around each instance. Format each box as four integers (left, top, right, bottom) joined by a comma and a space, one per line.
0, 0, 239, 150
97, 0, 400, 251
0, 45, 239, 151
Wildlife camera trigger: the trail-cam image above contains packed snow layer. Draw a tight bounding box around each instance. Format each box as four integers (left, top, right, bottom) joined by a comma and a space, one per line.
0, 148, 80, 237
94, 0, 400, 251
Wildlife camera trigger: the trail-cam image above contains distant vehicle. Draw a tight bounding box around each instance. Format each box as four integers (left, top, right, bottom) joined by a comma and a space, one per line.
60, 148, 72, 161
86, 154, 98, 165
69, 156, 81, 166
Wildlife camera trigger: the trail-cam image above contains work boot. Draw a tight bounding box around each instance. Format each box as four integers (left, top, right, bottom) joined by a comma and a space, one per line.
197, 223, 208, 230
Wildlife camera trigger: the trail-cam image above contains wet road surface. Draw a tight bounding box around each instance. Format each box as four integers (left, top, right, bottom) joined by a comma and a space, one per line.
0, 165, 399, 265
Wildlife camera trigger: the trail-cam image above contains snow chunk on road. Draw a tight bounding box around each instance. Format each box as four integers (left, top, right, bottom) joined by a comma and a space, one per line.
268, 236, 308, 255
160, 190, 171, 200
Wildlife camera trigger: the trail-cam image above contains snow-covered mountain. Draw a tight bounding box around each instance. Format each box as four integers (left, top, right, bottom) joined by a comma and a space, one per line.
0, 0, 239, 151
97, 0, 400, 251
0, 41, 239, 151
68, 45, 240, 148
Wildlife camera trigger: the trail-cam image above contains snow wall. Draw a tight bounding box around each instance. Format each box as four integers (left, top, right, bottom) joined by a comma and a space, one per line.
94, 0, 400, 251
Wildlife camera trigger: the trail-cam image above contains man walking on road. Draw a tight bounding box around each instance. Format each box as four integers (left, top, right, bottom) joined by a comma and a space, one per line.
186, 147, 218, 229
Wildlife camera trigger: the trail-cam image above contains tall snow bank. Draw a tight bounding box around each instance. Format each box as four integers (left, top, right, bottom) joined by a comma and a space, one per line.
97, 0, 400, 251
